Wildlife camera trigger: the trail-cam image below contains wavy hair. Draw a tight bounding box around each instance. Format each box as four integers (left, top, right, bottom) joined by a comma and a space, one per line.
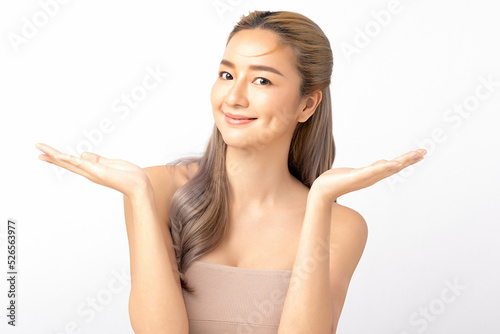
166, 10, 335, 293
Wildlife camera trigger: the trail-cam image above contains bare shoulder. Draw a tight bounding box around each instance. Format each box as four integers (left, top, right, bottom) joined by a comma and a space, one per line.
141, 162, 200, 205
142, 165, 177, 194
175, 161, 200, 185
327, 203, 368, 331
329, 202, 368, 277
327, 202, 368, 324
329, 202, 368, 285
140, 164, 194, 229
143, 161, 199, 191
330, 202, 368, 241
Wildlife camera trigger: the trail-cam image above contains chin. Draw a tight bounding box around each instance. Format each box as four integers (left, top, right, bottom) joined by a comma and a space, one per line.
219, 131, 255, 149
216, 124, 256, 148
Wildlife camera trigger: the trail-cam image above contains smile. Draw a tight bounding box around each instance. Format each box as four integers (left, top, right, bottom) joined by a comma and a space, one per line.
224, 113, 257, 125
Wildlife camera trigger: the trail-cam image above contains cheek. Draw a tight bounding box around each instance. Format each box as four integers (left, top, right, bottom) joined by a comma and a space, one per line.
210, 84, 218, 107
257, 92, 299, 125
210, 82, 226, 107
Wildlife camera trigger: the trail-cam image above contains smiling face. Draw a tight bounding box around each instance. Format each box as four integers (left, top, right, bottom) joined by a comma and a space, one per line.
211, 28, 311, 150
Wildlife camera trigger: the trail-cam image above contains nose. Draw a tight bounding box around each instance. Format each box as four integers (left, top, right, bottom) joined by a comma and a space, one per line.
224, 77, 249, 108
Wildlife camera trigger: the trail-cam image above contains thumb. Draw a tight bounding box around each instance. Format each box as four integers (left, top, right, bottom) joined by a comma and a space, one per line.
80, 152, 102, 163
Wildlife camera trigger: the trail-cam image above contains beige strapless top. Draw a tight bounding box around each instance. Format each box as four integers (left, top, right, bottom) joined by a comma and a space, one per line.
182, 260, 292, 334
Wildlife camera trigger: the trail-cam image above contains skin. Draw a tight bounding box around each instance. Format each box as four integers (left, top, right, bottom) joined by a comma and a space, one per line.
211, 28, 319, 210
34, 28, 427, 333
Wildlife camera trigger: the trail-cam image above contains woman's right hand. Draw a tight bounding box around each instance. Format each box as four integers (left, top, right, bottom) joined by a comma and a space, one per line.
35, 143, 151, 199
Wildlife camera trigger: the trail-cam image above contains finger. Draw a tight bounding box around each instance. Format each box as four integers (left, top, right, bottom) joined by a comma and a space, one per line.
36, 143, 107, 175
351, 161, 400, 187
391, 149, 427, 165
57, 154, 98, 179
386, 149, 427, 175
367, 159, 401, 173
371, 159, 390, 167
352, 149, 427, 187
36, 143, 82, 166
36, 143, 73, 165
35, 143, 63, 157
56, 153, 95, 175
36, 144, 94, 179
57, 153, 94, 169
36, 143, 75, 167
80, 152, 102, 164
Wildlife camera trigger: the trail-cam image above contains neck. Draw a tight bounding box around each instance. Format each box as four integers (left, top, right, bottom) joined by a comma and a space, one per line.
225, 138, 300, 210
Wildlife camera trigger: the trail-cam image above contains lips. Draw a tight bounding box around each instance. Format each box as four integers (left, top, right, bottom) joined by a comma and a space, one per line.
224, 112, 257, 120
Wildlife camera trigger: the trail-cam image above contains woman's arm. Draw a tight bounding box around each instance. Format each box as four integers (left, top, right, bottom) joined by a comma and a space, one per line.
34, 144, 189, 333
125, 167, 189, 334
277, 192, 337, 334
278, 149, 427, 333
278, 193, 367, 334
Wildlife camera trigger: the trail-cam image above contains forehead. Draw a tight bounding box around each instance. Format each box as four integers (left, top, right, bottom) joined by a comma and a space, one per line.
223, 29, 297, 72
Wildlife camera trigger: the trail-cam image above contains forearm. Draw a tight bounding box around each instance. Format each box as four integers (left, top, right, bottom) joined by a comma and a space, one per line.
128, 187, 188, 334
278, 192, 333, 333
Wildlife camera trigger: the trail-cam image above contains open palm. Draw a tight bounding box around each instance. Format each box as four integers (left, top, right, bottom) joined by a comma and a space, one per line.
311, 149, 427, 202
35, 143, 150, 198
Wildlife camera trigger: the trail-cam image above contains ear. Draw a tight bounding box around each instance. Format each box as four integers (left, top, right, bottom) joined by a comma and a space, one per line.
297, 89, 322, 123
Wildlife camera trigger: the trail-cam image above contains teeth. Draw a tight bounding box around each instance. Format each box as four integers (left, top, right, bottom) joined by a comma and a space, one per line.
226, 114, 256, 120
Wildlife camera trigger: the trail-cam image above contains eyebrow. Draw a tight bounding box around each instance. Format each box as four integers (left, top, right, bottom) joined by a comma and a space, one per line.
220, 59, 284, 77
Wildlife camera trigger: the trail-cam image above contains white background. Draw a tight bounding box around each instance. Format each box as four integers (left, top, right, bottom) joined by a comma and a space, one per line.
1, 0, 499, 333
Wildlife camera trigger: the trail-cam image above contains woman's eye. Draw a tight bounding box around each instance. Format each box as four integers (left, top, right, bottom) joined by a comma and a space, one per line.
219, 71, 232, 80
218, 71, 271, 86
254, 77, 271, 86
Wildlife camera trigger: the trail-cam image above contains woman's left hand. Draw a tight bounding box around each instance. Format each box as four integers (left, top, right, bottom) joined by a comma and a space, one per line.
310, 148, 427, 204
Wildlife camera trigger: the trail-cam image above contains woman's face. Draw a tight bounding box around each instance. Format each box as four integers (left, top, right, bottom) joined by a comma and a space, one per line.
211, 28, 309, 150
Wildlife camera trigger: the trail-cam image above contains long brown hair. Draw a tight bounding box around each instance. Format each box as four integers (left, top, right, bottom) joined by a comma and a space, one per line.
167, 10, 335, 293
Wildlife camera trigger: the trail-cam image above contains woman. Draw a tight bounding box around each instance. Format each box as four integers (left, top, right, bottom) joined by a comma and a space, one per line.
35, 10, 426, 334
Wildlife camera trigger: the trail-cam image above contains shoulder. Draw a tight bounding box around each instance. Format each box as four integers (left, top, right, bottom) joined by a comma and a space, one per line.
142, 162, 200, 196
329, 202, 368, 283
140, 163, 199, 228
326, 203, 368, 330
141, 165, 177, 197
330, 202, 368, 241
328, 202, 368, 319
